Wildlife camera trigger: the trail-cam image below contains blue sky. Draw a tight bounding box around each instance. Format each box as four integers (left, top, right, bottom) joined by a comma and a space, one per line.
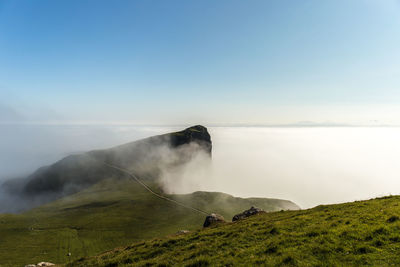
1, 0, 400, 125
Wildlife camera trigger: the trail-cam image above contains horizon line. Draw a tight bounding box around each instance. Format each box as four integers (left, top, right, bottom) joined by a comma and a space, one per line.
1, 121, 400, 128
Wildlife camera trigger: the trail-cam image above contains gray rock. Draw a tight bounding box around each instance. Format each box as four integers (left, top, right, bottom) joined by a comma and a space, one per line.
203, 213, 225, 227
232, 206, 265, 222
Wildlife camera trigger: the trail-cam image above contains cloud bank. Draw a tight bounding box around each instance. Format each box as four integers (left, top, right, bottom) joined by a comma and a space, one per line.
2, 125, 400, 209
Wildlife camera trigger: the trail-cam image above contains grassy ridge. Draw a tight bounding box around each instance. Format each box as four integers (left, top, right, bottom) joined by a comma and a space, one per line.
0, 177, 296, 266
69, 196, 400, 266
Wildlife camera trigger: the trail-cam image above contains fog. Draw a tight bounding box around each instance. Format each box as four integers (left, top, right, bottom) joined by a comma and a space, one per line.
198, 127, 400, 208
0, 124, 168, 179
2, 125, 400, 209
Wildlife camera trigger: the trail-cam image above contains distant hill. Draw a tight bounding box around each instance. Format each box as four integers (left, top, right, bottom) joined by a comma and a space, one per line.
0, 125, 298, 266
0, 125, 212, 212
70, 196, 400, 266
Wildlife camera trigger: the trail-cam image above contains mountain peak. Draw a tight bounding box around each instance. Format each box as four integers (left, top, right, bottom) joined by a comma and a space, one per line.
0, 125, 212, 212
169, 125, 212, 155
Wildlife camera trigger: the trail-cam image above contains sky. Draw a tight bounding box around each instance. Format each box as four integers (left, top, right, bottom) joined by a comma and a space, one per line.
1, 0, 400, 125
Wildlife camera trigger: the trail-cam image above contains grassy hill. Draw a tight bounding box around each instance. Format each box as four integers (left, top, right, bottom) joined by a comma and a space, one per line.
0, 177, 297, 266
0, 125, 212, 213
0, 125, 298, 266
68, 196, 400, 266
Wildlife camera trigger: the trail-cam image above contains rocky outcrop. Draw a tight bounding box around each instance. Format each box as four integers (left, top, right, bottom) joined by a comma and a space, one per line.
232, 206, 265, 222
169, 125, 212, 155
203, 213, 225, 227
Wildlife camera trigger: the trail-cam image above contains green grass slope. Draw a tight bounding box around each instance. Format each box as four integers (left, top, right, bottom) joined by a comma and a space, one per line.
69, 196, 400, 267
0, 177, 297, 266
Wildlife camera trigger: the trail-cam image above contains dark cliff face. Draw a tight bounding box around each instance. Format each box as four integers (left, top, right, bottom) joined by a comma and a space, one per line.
86, 125, 212, 175
169, 125, 212, 156
0, 125, 212, 212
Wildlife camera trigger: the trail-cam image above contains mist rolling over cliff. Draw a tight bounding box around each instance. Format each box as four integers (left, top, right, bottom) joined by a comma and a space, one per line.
2, 125, 400, 209
0, 126, 299, 265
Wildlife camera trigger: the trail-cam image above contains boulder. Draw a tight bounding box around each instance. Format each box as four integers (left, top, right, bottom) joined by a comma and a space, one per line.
232, 206, 265, 222
203, 213, 225, 227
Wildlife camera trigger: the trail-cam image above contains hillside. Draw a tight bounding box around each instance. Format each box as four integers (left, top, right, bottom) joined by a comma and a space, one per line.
0, 170, 297, 266
0, 125, 212, 213
0, 125, 299, 266
69, 196, 400, 266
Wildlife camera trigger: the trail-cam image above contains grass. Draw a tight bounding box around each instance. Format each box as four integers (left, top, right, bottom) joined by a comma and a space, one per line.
0, 177, 296, 266
69, 196, 400, 266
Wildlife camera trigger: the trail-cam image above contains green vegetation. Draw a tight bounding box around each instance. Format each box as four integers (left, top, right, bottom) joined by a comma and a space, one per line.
0, 125, 297, 266
0, 177, 295, 266
70, 196, 400, 266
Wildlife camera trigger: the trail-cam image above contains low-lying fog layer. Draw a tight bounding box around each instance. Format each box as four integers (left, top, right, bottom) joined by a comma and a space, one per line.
1, 124, 400, 209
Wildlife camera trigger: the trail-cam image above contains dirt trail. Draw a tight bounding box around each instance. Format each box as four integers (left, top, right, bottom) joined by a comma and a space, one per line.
103, 162, 210, 215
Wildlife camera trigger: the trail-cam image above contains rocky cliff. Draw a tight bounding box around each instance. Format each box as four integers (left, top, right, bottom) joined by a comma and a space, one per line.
0, 125, 212, 212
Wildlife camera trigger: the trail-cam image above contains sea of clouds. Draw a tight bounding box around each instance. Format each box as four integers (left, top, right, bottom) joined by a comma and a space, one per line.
2, 124, 400, 208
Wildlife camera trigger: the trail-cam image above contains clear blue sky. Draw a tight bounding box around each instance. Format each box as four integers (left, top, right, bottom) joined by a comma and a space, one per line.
1, 0, 399, 125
